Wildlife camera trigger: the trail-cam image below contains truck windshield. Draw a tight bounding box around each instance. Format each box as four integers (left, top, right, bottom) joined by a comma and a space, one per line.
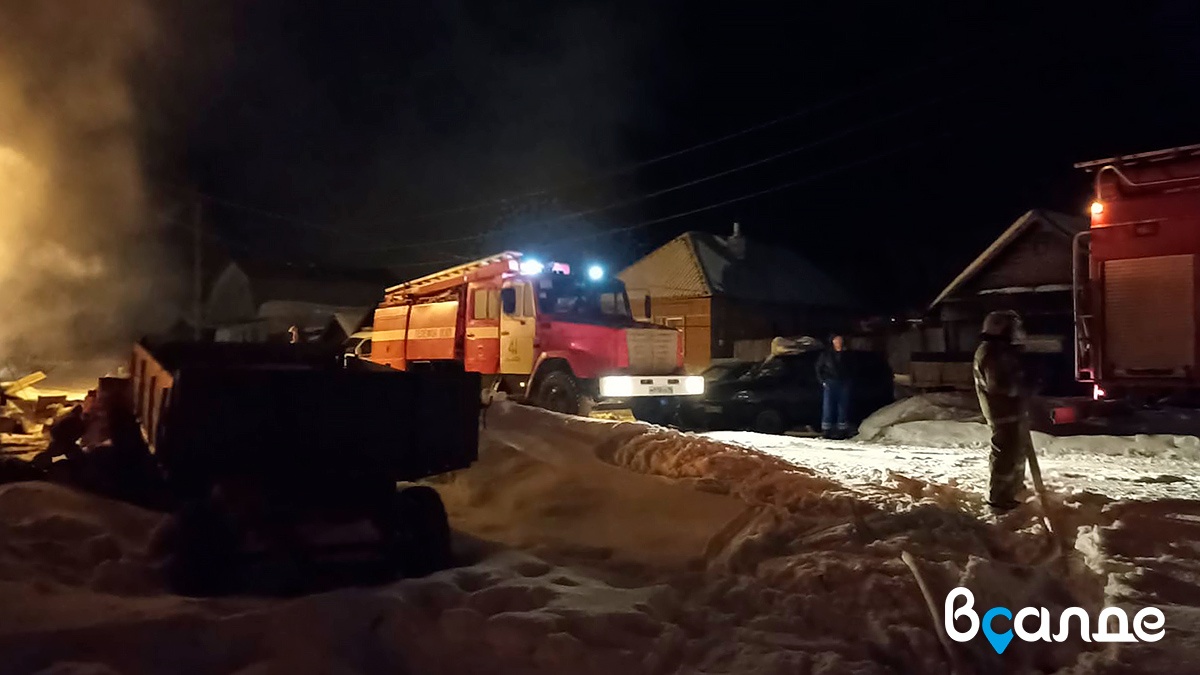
535, 276, 632, 320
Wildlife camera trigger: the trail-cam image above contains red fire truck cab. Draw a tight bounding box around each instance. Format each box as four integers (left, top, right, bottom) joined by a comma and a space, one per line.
1074, 143, 1200, 400
369, 252, 704, 416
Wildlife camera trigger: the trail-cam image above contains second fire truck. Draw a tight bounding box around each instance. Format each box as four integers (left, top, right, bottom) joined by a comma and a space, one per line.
1074, 143, 1200, 401
368, 252, 704, 416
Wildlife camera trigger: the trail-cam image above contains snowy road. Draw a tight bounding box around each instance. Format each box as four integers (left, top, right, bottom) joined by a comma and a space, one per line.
707, 419, 1200, 502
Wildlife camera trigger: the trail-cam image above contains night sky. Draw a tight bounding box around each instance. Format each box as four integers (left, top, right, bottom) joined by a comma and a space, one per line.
139, 0, 1200, 312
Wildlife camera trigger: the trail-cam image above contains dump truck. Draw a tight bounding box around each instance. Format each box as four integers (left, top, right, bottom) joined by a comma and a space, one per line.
127, 339, 480, 595
1074, 143, 1200, 402
367, 252, 704, 418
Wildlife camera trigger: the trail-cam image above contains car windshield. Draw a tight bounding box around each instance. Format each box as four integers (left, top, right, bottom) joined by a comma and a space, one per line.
535, 276, 632, 319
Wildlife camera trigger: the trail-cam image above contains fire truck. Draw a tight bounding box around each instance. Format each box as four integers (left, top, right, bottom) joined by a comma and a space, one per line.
368, 252, 704, 416
1074, 143, 1200, 400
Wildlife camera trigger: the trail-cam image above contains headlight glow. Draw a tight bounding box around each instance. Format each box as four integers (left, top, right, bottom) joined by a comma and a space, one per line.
599, 376, 634, 398
683, 376, 705, 395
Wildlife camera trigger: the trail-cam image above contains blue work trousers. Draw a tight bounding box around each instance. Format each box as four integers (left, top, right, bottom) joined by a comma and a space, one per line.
822, 380, 852, 432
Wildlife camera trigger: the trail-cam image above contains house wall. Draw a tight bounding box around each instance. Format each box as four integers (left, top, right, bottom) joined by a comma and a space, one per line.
965, 226, 1076, 292
641, 293, 856, 372
935, 291, 1085, 395
710, 298, 850, 360
646, 296, 712, 373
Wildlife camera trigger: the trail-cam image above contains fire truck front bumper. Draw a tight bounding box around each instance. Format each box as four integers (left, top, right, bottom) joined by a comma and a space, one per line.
597, 375, 705, 399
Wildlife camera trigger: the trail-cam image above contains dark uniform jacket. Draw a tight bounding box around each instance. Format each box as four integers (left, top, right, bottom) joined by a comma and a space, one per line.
816, 350, 849, 385
973, 335, 1028, 425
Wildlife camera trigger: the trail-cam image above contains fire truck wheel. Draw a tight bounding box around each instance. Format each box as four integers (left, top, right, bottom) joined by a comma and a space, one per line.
533, 370, 582, 416
752, 409, 785, 435
393, 485, 453, 578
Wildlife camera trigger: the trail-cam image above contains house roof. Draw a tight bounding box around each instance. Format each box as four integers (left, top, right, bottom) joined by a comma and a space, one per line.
619, 231, 856, 307
929, 209, 1088, 310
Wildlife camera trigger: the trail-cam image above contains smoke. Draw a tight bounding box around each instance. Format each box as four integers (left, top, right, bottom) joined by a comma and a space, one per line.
0, 0, 178, 366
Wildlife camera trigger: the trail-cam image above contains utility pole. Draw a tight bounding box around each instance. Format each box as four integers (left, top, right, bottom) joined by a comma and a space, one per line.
193, 199, 203, 340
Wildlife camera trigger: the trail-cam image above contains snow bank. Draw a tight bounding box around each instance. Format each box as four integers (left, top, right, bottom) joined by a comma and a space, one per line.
4, 401, 1200, 673
856, 392, 983, 441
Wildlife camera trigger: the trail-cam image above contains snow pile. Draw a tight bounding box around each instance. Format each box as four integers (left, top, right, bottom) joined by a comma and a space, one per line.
3, 401, 1200, 673
856, 392, 983, 441
0, 482, 163, 596
472, 404, 1118, 672
0, 482, 695, 675
430, 427, 751, 572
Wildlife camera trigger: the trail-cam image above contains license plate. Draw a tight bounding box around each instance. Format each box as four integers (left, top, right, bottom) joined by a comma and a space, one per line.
703, 404, 724, 413
649, 385, 675, 395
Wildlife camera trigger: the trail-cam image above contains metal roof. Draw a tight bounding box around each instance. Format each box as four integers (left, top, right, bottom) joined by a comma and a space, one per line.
618, 234, 711, 299
1075, 143, 1200, 170
620, 231, 856, 307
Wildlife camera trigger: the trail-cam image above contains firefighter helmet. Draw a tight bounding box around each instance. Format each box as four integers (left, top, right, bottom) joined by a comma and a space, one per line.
981, 310, 1024, 340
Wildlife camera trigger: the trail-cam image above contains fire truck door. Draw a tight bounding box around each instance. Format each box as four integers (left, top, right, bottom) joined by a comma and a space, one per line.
500, 281, 535, 374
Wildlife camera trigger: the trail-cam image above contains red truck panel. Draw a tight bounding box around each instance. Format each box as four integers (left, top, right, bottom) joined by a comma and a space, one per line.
406, 301, 460, 362
370, 305, 409, 370
1081, 147, 1200, 389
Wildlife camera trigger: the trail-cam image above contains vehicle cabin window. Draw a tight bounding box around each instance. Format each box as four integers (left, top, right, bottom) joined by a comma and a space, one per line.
521, 283, 535, 317
502, 284, 534, 318
755, 358, 788, 380
792, 354, 819, 384
359, 339, 372, 357
473, 289, 502, 320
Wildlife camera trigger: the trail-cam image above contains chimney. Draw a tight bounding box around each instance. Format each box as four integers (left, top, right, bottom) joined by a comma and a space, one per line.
728, 222, 746, 259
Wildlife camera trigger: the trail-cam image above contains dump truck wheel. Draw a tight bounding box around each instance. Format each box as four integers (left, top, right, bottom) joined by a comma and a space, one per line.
155, 500, 239, 596
533, 370, 582, 416
393, 485, 452, 577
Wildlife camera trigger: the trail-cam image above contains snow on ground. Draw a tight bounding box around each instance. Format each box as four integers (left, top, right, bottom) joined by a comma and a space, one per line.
2, 397, 1200, 673
709, 394, 1200, 502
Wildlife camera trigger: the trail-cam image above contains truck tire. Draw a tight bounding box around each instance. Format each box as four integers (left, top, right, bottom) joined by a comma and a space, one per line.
393, 485, 452, 578
752, 409, 785, 435
532, 370, 582, 416
154, 499, 239, 596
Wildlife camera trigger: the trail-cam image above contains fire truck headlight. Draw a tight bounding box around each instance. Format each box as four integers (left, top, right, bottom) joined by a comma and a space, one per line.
519, 259, 544, 275
599, 376, 634, 398
683, 376, 705, 395
587, 264, 604, 281
1090, 201, 1104, 216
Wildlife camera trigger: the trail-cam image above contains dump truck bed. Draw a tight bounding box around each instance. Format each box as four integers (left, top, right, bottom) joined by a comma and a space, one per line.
130, 340, 480, 499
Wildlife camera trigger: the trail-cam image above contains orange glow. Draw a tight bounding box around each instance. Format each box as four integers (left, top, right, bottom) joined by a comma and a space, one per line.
1090, 201, 1104, 216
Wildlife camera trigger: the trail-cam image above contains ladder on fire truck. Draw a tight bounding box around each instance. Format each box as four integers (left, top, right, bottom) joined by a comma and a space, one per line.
384, 251, 523, 301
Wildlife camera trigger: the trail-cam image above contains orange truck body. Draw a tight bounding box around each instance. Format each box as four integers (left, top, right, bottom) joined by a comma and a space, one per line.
368, 252, 703, 412
1075, 143, 1200, 396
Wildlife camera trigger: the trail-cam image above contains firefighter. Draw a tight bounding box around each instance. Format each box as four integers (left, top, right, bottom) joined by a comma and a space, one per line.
816, 334, 852, 439
974, 310, 1033, 513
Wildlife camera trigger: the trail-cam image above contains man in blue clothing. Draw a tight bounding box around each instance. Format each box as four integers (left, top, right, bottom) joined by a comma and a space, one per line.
816, 334, 852, 439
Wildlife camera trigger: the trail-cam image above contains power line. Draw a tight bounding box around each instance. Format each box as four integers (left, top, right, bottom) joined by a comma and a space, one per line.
397, 29, 1030, 222
353, 87, 972, 255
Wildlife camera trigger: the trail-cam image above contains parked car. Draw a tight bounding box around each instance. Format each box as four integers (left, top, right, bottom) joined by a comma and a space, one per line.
701, 359, 756, 384
343, 330, 372, 364
679, 350, 894, 434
